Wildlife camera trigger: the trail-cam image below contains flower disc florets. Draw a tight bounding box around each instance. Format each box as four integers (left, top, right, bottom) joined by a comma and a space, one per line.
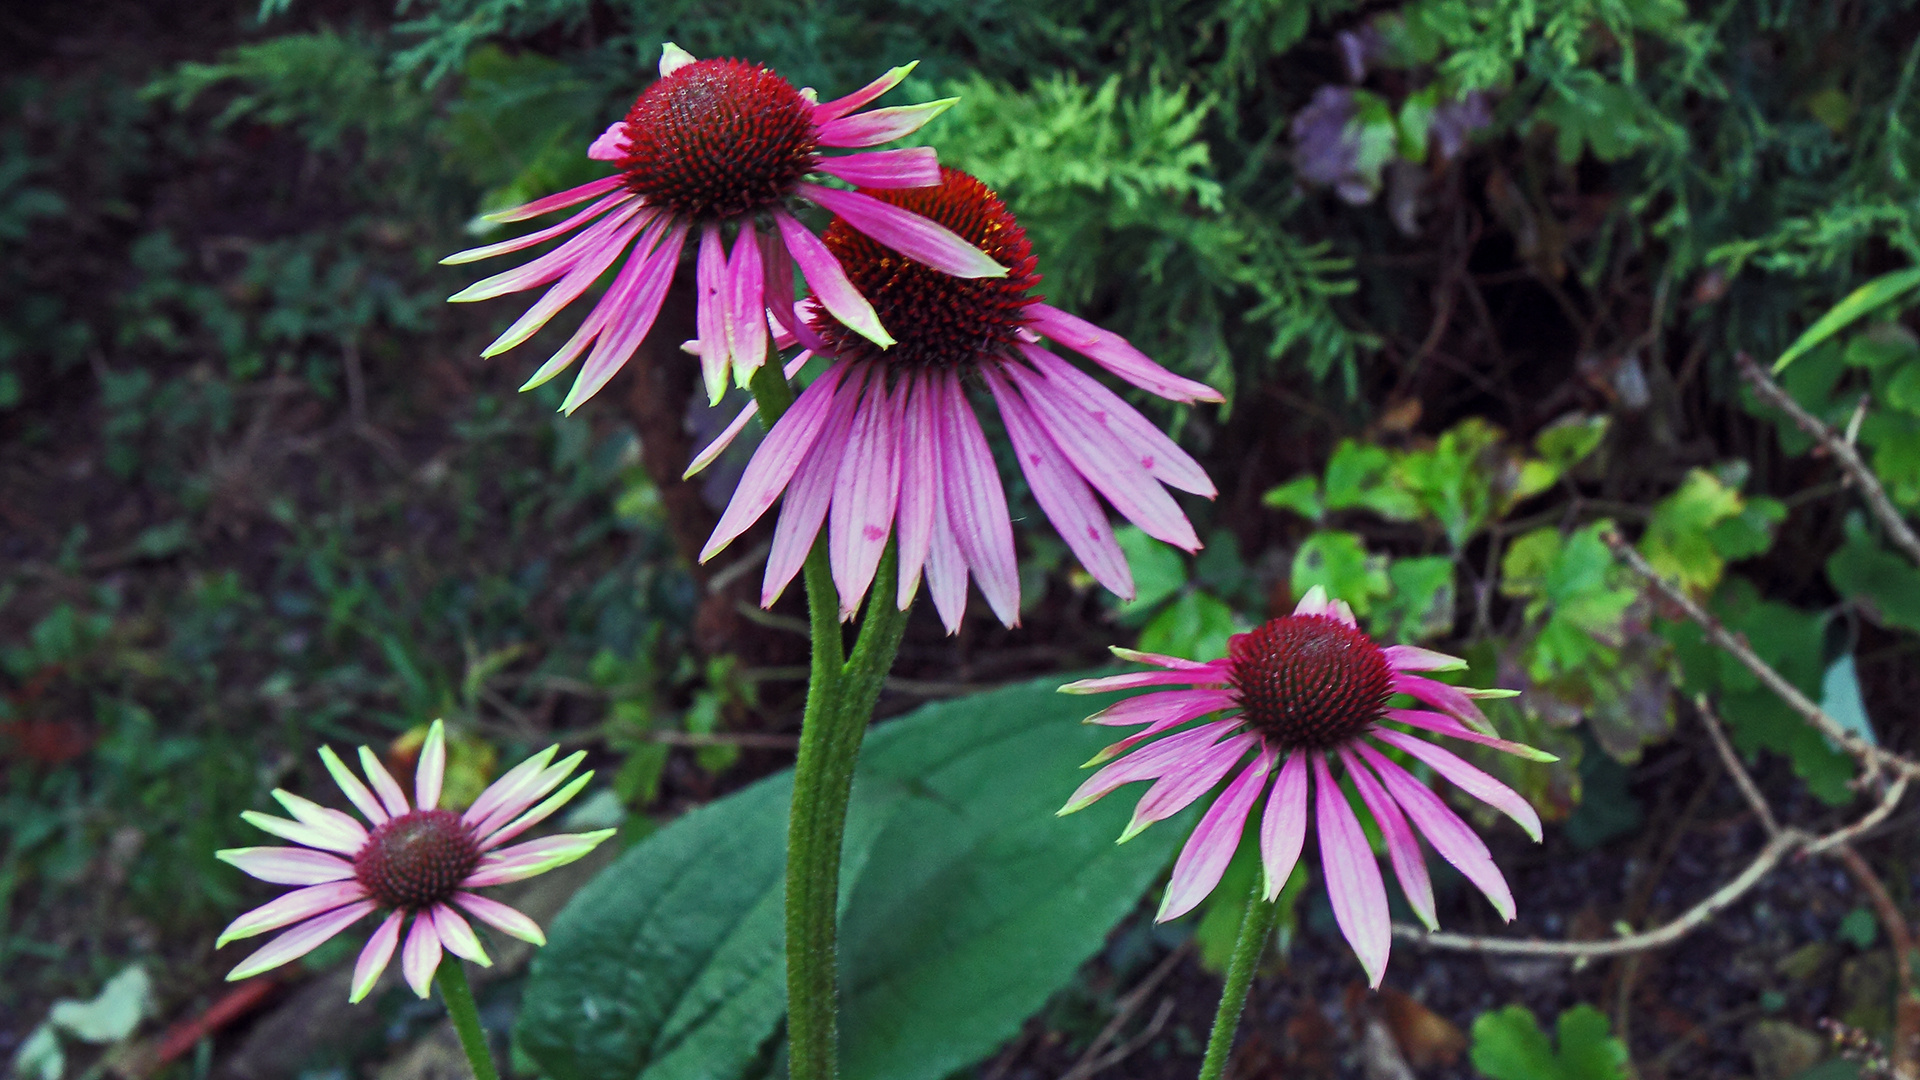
616, 58, 818, 220
813, 169, 1040, 369
353, 809, 481, 911
1230, 614, 1394, 750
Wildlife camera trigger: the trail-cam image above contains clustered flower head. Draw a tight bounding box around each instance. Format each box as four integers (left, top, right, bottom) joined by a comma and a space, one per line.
443, 44, 1006, 413
691, 168, 1225, 630
215, 721, 613, 1001
1059, 587, 1551, 987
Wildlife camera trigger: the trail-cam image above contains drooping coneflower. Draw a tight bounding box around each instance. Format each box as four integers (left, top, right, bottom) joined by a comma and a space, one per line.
443, 44, 1006, 413
690, 168, 1223, 630
214, 721, 613, 1001
1058, 587, 1549, 987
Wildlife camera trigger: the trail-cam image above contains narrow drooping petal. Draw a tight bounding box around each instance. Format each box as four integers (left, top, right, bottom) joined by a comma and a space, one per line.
480, 175, 626, 225
813, 61, 916, 122
463, 829, 617, 888
431, 904, 492, 967
218, 880, 368, 947
487, 210, 658, 361
775, 209, 893, 349
350, 911, 405, 1003
762, 230, 826, 353
1020, 345, 1215, 497
814, 99, 957, 148
1356, 744, 1515, 920
415, 721, 446, 813
812, 149, 941, 192
1059, 719, 1245, 815
463, 746, 560, 830
1369, 728, 1543, 840
451, 200, 648, 304
270, 791, 368, 853
563, 221, 692, 413
1383, 645, 1469, 672
932, 371, 1021, 625
400, 911, 444, 998
217, 846, 356, 886
319, 746, 389, 826
985, 366, 1133, 598
683, 350, 813, 478
441, 191, 631, 265
704, 362, 850, 561
240, 810, 360, 856
828, 374, 903, 618
1002, 362, 1200, 552
763, 368, 867, 604
226, 900, 377, 982
1341, 747, 1437, 931
924, 485, 969, 633
358, 747, 412, 819
1159, 751, 1273, 921
454, 891, 547, 946
481, 774, 594, 853
1059, 669, 1216, 695
726, 218, 768, 384
1083, 687, 1236, 726
1086, 691, 1240, 765
799, 184, 1005, 279
1122, 733, 1256, 841
695, 223, 734, 404
1260, 750, 1310, 899
472, 751, 589, 841
894, 373, 937, 607
1392, 672, 1493, 733
1312, 754, 1391, 988
1381, 708, 1558, 761
1025, 303, 1225, 403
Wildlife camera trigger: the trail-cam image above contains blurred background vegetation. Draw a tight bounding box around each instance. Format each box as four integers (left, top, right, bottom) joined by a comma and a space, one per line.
4, 0, 1919, 1074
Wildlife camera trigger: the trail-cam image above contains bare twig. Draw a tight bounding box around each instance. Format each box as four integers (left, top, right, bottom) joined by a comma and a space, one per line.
1058, 944, 1190, 1080
1805, 775, 1909, 855
1695, 695, 1779, 835
1736, 350, 1920, 567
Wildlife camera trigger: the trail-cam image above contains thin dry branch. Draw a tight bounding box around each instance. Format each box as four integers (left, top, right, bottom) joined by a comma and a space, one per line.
1695, 695, 1780, 835
1736, 351, 1920, 567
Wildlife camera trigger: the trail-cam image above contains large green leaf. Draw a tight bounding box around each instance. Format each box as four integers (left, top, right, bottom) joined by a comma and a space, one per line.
517, 675, 1190, 1080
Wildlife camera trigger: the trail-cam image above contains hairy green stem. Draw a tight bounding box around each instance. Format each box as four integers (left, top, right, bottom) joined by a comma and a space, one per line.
434, 961, 500, 1080
749, 362, 911, 1080
1197, 880, 1277, 1080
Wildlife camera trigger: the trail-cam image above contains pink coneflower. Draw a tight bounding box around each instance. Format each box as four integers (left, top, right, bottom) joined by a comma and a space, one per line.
690, 168, 1224, 631
214, 721, 613, 1001
1058, 587, 1550, 987
443, 43, 1006, 413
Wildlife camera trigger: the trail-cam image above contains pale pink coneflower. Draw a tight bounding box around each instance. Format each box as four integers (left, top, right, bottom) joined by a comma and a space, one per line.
214, 721, 614, 1001
443, 44, 1006, 413
689, 169, 1225, 631
1058, 586, 1552, 987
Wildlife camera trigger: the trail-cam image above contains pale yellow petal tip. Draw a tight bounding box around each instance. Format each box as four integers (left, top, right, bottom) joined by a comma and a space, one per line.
349, 982, 374, 1005
1115, 820, 1149, 844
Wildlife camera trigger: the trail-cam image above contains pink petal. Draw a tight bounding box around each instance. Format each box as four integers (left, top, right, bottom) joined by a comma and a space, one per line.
800, 183, 1005, 279
1381, 709, 1554, 762
1122, 733, 1256, 841
270, 790, 369, 850
683, 350, 813, 479
1058, 669, 1215, 695
350, 911, 405, 1003
453, 892, 547, 946
319, 746, 389, 826
1329, 599, 1358, 626
1084, 687, 1237, 726
226, 900, 375, 982
1086, 692, 1240, 765
762, 228, 828, 353
727, 218, 769, 382
478, 771, 592, 852
217, 846, 356, 886
894, 373, 937, 608
932, 371, 1020, 626
1001, 362, 1200, 552
1368, 728, 1542, 841
1024, 302, 1224, 403
924, 482, 969, 633
415, 720, 446, 812
694, 223, 732, 403
462, 746, 559, 829
431, 903, 491, 966
810, 147, 941, 189
441, 191, 630, 265
773, 209, 892, 349
463, 831, 614, 888
1158, 750, 1273, 921
703, 360, 849, 561
1312, 754, 1392, 988
983, 365, 1133, 599
481, 208, 657, 359
401, 911, 444, 998
1383, 644, 1468, 672
763, 366, 868, 605
812, 61, 917, 122
1292, 586, 1331, 617
451, 199, 648, 303
243, 807, 358, 856
1340, 747, 1436, 931
358, 746, 412, 818
587, 121, 627, 161
1355, 743, 1515, 920
1107, 648, 1228, 674
828, 373, 904, 618
481, 175, 626, 224
1058, 718, 1245, 814
472, 750, 588, 842
217, 880, 368, 947
1392, 673, 1493, 733
814, 99, 956, 148
562, 220, 691, 413
1260, 750, 1310, 899
1019, 345, 1214, 496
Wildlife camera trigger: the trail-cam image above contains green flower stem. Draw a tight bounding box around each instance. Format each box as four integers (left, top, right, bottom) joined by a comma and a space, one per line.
1197, 878, 1277, 1080
434, 960, 500, 1080
748, 362, 911, 1080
